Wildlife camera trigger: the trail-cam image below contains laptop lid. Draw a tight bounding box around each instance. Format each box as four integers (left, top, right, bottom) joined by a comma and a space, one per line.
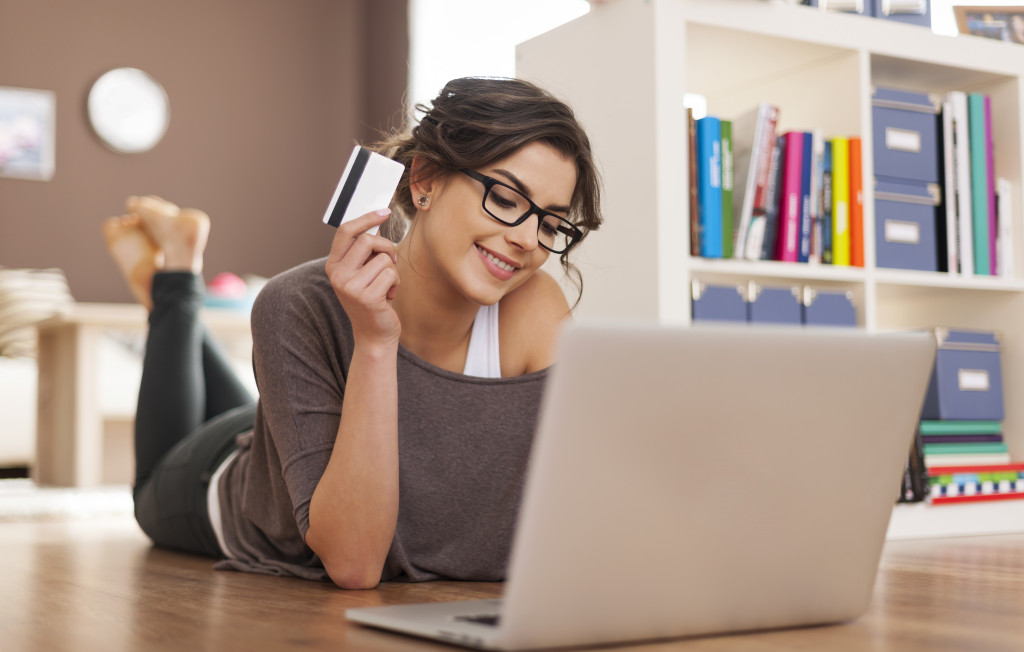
495, 323, 935, 650
347, 324, 936, 650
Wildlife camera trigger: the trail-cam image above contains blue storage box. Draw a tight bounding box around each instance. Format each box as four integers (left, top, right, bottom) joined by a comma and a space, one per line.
872, 87, 941, 184
870, 0, 930, 27
920, 328, 1005, 421
874, 178, 941, 271
691, 281, 747, 323
748, 284, 802, 325
801, 288, 858, 327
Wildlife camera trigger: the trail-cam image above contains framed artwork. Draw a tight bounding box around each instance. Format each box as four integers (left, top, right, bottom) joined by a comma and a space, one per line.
955, 6, 1024, 43
0, 86, 55, 181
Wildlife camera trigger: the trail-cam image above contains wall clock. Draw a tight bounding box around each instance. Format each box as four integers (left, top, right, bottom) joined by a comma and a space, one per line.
87, 68, 170, 154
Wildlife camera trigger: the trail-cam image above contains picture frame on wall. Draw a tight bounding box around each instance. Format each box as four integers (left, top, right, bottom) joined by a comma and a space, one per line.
955, 5, 1024, 43
0, 86, 56, 181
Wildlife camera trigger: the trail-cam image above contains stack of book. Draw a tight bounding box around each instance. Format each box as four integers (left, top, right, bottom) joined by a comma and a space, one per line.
939, 91, 1012, 277
902, 419, 1024, 505
689, 103, 864, 266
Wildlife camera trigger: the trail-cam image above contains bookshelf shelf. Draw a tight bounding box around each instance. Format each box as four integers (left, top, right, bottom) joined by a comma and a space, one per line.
519, 0, 1024, 539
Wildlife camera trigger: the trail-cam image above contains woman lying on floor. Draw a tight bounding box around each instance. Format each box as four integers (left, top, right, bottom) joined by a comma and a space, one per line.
103, 77, 603, 589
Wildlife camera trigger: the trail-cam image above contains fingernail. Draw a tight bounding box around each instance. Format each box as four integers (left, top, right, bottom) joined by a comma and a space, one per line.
376, 208, 391, 217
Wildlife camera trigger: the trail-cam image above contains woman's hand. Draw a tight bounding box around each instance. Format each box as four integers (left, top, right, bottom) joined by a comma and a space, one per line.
325, 209, 401, 347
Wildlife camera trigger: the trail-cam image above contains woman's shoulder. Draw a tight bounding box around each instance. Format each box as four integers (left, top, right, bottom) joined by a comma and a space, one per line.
251, 257, 348, 332
499, 269, 571, 374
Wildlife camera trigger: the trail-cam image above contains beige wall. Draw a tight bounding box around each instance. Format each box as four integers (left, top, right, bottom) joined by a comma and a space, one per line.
0, 0, 408, 303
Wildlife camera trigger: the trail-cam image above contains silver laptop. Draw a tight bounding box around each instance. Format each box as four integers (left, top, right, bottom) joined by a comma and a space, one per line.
346, 323, 936, 650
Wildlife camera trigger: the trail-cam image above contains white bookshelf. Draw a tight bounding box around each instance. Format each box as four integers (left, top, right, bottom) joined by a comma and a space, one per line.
518, 0, 1024, 538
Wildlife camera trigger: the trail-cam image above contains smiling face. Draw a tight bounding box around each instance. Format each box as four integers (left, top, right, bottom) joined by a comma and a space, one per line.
410, 141, 577, 308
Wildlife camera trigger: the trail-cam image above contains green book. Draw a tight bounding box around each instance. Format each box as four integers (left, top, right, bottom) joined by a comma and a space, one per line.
720, 119, 734, 258
968, 92, 990, 275
919, 420, 1002, 435
922, 442, 1008, 455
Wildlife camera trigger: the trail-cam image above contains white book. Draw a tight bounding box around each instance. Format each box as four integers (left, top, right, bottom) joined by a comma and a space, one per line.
997, 177, 1014, 278
950, 91, 974, 275
941, 100, 959, 274
731, 103, 774, 259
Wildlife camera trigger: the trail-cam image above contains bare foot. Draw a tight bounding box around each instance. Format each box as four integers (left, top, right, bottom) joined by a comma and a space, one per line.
103, 215, 162, 310
127, 195, 211, 273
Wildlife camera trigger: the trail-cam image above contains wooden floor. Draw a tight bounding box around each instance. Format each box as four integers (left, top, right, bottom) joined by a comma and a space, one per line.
3, 514, 1024, 651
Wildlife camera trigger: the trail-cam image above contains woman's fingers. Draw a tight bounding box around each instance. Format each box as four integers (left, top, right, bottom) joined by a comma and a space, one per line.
327, 209, 394, 263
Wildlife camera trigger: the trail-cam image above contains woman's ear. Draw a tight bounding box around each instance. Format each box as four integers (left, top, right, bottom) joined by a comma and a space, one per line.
409, 155, 439, 212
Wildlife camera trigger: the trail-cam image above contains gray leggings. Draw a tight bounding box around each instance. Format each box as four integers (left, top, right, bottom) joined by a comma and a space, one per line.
132, 272, 256, 557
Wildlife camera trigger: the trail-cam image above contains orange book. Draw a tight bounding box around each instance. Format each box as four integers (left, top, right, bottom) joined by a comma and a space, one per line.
849, 137, 864, 267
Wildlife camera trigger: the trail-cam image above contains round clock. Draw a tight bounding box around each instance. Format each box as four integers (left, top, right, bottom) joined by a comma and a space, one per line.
87, 68, 170, 154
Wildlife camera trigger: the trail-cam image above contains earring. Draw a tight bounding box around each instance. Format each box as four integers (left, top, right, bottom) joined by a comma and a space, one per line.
417, 195, 430, 208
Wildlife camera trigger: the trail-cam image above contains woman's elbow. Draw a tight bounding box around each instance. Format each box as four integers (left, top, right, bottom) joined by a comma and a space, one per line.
324, 560, 383, 590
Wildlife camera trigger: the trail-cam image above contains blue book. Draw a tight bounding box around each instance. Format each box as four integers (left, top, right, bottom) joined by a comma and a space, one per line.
697, 116, 723, 258
798, 131, 813, 263
822, 140, 833, 265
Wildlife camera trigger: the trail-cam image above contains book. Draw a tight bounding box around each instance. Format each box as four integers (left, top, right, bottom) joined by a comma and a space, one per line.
921, 435, 1004, 444
985, 95, 998, 275
927, 464, 1024, 505
808, 129, 824, 264
721, 119, 735, 259
821, 140, 833, 264
923, 442, 1009, 456
968, 93, 991, 275
830, 136, 850, 266
924, 452, 1013, 467
688, 108, 700, 257
997, 177, 1014, 277
775, 131, 804, 262
949, 91, 974, 275
940, 99, 959, 274
798, 131, 813, 263
919, 419, 1002, 435
733, 103, 780, 260
848, 136, 864, 267
759, 135, 786, 260
697, 115, 723, 258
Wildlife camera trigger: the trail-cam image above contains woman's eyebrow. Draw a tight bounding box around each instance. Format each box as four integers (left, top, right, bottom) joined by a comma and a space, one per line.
492, 168, 572, 214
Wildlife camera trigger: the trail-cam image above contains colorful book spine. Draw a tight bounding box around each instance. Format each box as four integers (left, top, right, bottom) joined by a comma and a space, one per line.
759, 135, 785, 260
928, 464, 1024, 505
919, 420, 1002, 435
697, 116, 723, 258
848, 136, 864, 267
940, 98, 959, 274
950, 91, 974, 275
742, 105, 780, 260
830, 136, 850, 266
968, 93, 991, 275
985, 95, 998, 275
808, 129, 824, 264
821, 140, 833, 265
688, 108, 700, 257
721, 119, 734, 259
776, 131, 804, 262
798, 131, 813, 263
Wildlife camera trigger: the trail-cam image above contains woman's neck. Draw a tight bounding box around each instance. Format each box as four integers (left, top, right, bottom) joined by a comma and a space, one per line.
392, 240, 480, 372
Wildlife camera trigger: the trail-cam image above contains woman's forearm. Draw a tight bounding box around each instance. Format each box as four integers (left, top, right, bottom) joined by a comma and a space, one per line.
305, 343, 400, 589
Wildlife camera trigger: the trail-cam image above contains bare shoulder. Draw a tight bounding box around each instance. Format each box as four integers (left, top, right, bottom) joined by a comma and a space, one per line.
499, 270, 572, 375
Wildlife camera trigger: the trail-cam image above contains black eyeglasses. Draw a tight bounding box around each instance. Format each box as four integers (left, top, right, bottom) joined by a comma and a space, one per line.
460, 169, 582, 254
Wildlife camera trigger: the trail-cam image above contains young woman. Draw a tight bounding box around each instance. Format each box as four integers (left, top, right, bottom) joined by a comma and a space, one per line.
104, 77, 603, 590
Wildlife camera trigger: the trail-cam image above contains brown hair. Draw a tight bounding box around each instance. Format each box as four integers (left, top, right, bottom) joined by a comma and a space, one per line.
373, 77, 603, 305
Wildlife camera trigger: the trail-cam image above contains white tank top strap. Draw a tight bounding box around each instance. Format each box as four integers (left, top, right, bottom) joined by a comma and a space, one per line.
463, 303, 501, 378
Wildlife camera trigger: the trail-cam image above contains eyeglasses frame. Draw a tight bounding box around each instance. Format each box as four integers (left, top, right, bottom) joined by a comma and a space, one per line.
459, 168, 582, 254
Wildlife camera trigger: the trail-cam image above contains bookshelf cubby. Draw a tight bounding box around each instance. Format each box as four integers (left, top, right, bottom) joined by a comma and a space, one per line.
518, 0, 1024, 538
